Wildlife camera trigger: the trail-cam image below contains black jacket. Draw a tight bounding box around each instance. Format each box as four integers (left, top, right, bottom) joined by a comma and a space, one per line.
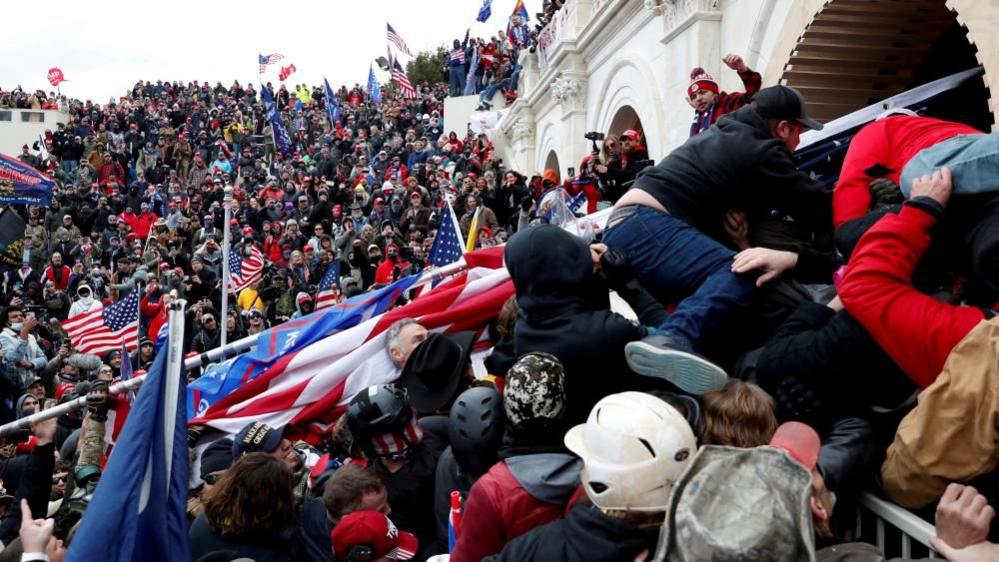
0, 442, 55, 545
484, 502, 658, 562
756, 300, 915, 429
505, 225, 669, 424
292, 498, 334, 562
633, 106, 830, 240
189, 512, 292, 562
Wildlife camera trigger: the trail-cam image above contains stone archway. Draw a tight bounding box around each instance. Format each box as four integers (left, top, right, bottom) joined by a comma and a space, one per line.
607, 105, 645, 143
543, 150, 561, 179
764, 0, 995, 129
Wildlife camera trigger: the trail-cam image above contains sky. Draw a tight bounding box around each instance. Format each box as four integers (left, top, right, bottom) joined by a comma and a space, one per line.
3, 0, 542, 102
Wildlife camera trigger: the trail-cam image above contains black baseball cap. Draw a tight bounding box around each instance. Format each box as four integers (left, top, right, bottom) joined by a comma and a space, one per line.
753, 85, 823, 131
232, 421, 284, 457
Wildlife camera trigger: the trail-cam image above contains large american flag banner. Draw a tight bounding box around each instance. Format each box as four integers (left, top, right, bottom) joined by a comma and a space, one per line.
64, 290, 140, 356
391, 60, 418, 99
228, 245, 265, 293
386, 22, 413, 56
258, 53, 285, 74
315, 262, 341, 310
429, 204, 465, 267
191, 247, 509, 441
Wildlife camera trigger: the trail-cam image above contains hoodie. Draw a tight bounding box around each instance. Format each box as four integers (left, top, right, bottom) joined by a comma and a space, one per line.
483, 501, 658, 562
451, 453, 582, 562
504, 225, 665, 424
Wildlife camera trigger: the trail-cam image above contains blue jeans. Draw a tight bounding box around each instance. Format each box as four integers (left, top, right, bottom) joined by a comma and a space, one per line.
900, 132, 999, 197
510, 64, 522, 92
479, 78, 510, 106
602, 207, 756, 350
449, 66, 466, 97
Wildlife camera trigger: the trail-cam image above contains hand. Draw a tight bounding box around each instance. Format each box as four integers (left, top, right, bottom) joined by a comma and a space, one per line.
724, 209, 750, 250
589, 243, 608, 271
21, 316, 38, 338
46, 535, 67, 562
930, 537, 999, 562
31, 416, 56, 446
86, 380, 109, 411
911, 167, 952, 208
18, 500, 54, 554
732, 247, 798, 287
58, 345, 70, 358
935, 484, 995, 549
594, 164, 608, 174
869, 177, 903, 208
723, 54, 748, 72
10, 297, 23, 308
826, 295, 844, 312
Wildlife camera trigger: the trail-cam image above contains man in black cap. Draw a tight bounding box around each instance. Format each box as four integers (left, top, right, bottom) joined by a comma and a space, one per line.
232, 421, 314, 505
397, 331, 476, 415
602, 85, 831, 396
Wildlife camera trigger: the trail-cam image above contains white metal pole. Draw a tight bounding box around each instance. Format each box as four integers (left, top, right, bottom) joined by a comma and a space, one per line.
220, 185, 233, 349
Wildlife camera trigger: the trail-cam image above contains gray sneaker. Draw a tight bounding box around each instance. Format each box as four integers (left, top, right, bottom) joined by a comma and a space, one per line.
625, 334, 729, 395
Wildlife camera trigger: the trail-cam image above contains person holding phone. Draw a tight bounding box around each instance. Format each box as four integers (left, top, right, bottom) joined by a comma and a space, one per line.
0, 306, 46, 391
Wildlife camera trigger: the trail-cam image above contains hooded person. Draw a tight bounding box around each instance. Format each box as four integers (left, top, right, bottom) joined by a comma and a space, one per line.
67, 281, 103, 318
503, 224, 671, 424
291, 291, 314, 319
485, 391, 698, 562
451, 353, 583, 562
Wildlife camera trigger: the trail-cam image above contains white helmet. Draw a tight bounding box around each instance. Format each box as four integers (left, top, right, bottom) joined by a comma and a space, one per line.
564, 391, 697, 512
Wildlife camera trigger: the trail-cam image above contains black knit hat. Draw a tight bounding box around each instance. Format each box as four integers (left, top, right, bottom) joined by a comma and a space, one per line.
201, 438, 234, 479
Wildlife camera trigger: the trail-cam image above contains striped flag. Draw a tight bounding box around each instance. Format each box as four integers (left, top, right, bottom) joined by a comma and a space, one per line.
391, 60, 417, 99
465, 207, 481, 252
386, 22, 413, 56
429, 204, 465, 267
315, 262, 341, 310
228, 245, 265, 293
64, 290, 140, 356
258, 53, 285, 74
190, 247, 509, 441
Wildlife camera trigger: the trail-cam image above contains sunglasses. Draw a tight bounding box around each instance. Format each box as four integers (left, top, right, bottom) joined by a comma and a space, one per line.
202, 473, 221, 485
52, 475, 68, 484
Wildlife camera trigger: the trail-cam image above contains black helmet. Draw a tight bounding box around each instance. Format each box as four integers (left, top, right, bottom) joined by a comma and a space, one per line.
345, 384, 413, 448
448, 386, 505, 477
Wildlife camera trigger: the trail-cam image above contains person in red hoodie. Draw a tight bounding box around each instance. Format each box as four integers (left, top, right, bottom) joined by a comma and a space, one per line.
133, 201, 158, 240
451, 352, 582, 562
687, 54, 762, 137
41, 253, 71, 291
374, 243, 409, 285
96, 153, 125, 189
838, 167, 994, 389
140, 281, 170, 341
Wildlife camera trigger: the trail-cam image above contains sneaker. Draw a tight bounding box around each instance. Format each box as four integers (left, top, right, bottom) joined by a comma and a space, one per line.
624, 334, 729, 395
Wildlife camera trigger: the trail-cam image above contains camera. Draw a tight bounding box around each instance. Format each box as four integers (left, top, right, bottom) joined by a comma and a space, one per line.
583, 131, 605, 142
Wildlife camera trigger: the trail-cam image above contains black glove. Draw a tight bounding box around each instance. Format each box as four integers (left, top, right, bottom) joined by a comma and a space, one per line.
869, 177, 903, 208
599, 248, 634, 290
86, 380, 110, 422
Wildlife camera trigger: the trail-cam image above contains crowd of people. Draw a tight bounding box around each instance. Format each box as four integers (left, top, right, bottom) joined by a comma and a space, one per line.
0, 38, 998, 562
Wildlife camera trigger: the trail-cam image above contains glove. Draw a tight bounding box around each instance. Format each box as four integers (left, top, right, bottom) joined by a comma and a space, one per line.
599, 248, 634, 290
85, 380, 110, 422
869, 177, 903, 208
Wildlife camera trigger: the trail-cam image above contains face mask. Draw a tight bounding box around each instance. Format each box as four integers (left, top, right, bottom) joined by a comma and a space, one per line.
80, 295, 94, 305
10, 323, 23, 332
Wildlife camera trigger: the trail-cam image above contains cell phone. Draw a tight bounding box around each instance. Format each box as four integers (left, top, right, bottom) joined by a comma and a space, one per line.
567, 167, 576, 177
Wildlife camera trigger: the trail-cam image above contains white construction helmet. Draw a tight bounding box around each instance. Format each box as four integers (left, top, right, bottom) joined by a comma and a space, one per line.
564, 391, 697, 512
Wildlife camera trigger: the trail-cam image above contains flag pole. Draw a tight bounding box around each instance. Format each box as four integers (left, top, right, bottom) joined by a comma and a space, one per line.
220, 185, 234, 349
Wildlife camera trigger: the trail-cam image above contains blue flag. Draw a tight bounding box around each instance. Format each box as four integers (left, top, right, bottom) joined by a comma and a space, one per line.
324, 78, 342, 124
188, 274, 418, 418
477, 0, 493, 22
367, 65, 382, 103
0, 153, 54, 206
66, 339, 190, 562
260, 83, 293, 154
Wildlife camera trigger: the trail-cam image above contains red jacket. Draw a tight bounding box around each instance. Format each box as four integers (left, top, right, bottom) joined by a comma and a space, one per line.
43, 264, 72, 291
374, 258, 409, 285
839, 202, 985, 388
451, 457, 578, 562
833, 116, 980, 228
140, 293, 168, 341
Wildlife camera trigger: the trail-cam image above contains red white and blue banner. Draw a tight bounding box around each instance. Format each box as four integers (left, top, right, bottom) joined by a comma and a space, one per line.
0, 153, 55, 206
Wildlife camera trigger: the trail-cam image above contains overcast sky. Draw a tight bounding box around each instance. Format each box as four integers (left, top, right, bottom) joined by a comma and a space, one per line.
3, 0, 542, 102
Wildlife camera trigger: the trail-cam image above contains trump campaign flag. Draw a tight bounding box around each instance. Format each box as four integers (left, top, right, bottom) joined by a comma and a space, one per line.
324, 78, 342, 124
368, 65, 382, 103
477, 0, 493, 22
188, 273, 418, 418
260, 84, 293, 154
0, 153, 55, 206
65, 327, 190, 562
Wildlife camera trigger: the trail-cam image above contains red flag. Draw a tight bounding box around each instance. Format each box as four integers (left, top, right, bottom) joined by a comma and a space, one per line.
47, 68, 66, 87
278, 64, 297, 82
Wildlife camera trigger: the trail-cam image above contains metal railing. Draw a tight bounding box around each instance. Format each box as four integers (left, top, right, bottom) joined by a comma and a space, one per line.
857, 492, 939, 559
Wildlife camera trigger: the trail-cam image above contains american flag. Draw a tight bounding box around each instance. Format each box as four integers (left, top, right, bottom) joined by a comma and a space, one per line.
449, 48, 466, 65
228, 245, 265, 293
190, 247, 509, 440
429, 204, 466, 267
386, 22, 412, 56
64, 290, 140, 355
315, 262, 341, 310
258, 53, 285, 74
391, 60, 418, 99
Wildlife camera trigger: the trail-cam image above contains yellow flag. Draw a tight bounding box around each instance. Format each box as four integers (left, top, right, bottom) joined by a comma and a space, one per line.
465, 207, 481, 252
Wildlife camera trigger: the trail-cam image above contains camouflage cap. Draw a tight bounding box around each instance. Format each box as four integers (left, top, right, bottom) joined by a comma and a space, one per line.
504, 352, 566, 430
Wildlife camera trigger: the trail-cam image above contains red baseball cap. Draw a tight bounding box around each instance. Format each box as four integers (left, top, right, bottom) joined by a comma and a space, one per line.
331, 511, 418, 561
769, 421, 821, 471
